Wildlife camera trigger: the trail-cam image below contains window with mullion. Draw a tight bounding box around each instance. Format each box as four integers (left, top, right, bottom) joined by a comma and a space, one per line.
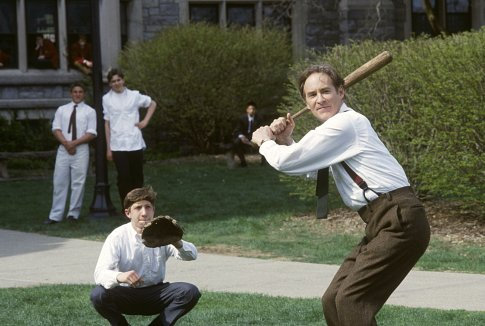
26, 0, 59, 70
411, 0, 471, 36
263, 2, 291, 32
190, 3, 219, 24
227, 3, 255, 27
446, 0, 470, 34
0, 0, 18, 69
66, 0, 92, 70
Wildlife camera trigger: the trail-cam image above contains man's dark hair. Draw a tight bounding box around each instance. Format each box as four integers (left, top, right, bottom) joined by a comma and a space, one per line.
246, 101, 256, 108
298, 64, 344, 99
70, 82, 86, 92
107, 68, 124, 82
124, 186, 157, 209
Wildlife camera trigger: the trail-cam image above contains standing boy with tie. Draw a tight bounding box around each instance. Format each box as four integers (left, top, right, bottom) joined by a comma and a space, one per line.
251, 64, 430, 325
230, 101, 263, 167
44, 82, 97, 224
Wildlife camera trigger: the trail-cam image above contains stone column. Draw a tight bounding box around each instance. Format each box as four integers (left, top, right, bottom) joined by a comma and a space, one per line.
127, 0, 144, 42
471, 0, 485, 30
179, 0, 189, 24
17, 0, 27, 72
220, 0, 227, 28
99, 0, 121, 71
58, 0, 68, 71
340, 0, 349, 44
255, 1, 263, 28
292, 0, 307, 59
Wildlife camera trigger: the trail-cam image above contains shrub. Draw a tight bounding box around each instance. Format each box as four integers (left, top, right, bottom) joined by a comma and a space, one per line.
0, 117, 57, 152
279, 28, 485, 213
119, 23, 292, 153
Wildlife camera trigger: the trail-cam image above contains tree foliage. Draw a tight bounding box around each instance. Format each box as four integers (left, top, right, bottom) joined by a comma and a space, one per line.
119, 23, 292, 153
279, 28, 484, 213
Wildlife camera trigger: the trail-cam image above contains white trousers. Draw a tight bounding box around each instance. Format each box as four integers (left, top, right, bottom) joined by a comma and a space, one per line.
48, 144, 90, 221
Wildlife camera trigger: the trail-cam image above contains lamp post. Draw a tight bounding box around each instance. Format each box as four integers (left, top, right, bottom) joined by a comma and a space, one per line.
89, 0, 116, 217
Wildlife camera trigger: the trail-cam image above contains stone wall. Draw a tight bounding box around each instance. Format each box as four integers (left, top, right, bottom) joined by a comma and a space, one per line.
306, 0, 341, 51
345, 0, 396, 41
142, 0, 180, 40
0, 72, 81, 120
306, 0, 403, 51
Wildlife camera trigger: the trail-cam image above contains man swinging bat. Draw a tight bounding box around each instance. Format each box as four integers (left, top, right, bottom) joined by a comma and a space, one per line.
251, 62, 430, 325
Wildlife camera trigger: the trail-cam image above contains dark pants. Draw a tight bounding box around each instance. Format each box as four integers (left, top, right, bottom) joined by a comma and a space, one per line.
232, 138, 265, 167
322, 187, 430, 326
112, 150, 144, 205
90, 282, 201, 326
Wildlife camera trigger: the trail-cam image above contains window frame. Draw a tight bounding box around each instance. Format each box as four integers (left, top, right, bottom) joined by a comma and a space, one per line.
0, 0, 87, 74
185, 0, 291, 29
189, 3, 220, 25
411, 0, 471, 36
0, 0, 19, 69
25, 0, 60, 70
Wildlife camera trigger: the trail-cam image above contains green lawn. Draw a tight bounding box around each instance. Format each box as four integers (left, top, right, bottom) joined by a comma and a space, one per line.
0, 157, 483, 273
0, 285, 484, 326
1, 157, 484, 325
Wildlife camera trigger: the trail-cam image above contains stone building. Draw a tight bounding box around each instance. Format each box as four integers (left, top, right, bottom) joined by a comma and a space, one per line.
0, 0, 483, 120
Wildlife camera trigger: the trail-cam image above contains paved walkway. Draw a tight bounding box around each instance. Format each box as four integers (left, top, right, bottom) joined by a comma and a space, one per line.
0, 229, 484, 312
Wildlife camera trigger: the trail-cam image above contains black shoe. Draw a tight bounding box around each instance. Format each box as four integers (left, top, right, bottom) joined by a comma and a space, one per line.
43, 219, 59, 225
66, 216, 78, 222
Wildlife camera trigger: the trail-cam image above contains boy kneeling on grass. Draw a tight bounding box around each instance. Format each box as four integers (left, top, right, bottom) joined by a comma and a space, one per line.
90, 186, 200, 326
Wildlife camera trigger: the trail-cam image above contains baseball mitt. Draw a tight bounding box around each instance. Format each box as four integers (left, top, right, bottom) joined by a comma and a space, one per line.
141, 215, 184, 248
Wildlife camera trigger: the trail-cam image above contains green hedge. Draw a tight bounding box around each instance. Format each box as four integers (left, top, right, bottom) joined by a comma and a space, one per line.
119, 23, 292, 154
0, 118, 56, 152
279, 28, 484, 212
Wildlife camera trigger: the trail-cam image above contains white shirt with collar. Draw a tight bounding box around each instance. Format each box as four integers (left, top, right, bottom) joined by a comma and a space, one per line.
102, 88, 152, 151
52, 101, 97, 140
94, 222, 197, 289
259, 103, 409, 210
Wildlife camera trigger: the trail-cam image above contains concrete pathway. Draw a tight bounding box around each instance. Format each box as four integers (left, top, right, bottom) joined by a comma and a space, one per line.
0, 229, 484, 312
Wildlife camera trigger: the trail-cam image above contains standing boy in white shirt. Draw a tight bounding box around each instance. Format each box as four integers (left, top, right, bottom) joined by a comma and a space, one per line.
90, 186, 200, 326
44, 82, 97, 224
251, 64, 430, 326
103, 68, 157, 208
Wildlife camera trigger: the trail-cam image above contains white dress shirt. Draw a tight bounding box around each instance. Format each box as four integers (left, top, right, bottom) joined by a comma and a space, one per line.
94, 222, 197, 289
52, 101, 97, 140
103, 88, 152, 151
260, 103, 409, 210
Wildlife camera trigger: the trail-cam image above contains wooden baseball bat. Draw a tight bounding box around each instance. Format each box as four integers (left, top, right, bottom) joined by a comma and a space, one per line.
291, 51, 393, 119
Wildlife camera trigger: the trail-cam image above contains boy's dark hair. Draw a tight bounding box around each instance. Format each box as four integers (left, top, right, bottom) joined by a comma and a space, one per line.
70, 81, 86, 92
107, 68, 124, 82
298, 64, 344, 99
124, 186, 157, 209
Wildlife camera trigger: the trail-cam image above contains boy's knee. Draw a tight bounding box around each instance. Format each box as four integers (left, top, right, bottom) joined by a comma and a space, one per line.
90, 285, 108, 307
183, 283, 201, 305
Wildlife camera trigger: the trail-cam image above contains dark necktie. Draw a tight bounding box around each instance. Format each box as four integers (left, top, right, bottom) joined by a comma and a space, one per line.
248, 118, 252, 134
315, 168, 329, 219
68, 104, 77, 140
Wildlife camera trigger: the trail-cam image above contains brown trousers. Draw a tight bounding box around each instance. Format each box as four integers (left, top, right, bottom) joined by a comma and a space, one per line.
322, 187, 430, 326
